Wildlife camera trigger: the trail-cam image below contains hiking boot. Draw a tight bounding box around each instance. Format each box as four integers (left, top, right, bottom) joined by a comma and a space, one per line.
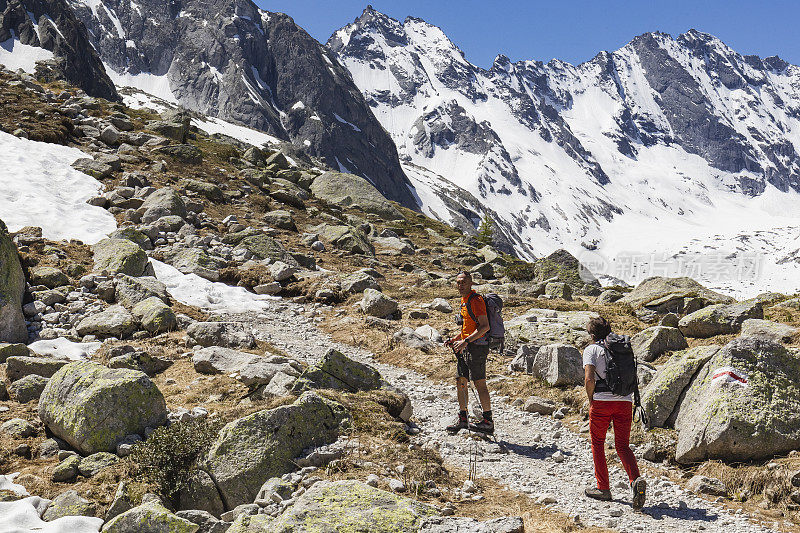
469, 417, 494, 435
446, 415, 468, 434
631, 477, 646, 510
584, 487, 612, 501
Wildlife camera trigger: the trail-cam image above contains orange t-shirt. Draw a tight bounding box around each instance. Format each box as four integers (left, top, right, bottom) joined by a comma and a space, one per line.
460, 291, 487, 340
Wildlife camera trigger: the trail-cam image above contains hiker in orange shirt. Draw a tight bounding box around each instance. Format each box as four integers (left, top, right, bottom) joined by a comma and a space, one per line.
445, 271, 493, 434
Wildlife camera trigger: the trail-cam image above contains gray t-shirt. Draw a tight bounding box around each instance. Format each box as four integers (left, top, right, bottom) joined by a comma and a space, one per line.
582, 343, 633, 402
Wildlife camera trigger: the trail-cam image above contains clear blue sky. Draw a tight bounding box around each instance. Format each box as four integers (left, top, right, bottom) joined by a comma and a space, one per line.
256, 0, 799, 68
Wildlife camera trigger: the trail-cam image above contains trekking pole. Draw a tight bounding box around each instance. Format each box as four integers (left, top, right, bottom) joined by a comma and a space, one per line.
450, 345, 480, 482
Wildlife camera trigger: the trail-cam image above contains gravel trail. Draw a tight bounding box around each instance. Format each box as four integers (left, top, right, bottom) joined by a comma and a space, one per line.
223, 301, 783, 533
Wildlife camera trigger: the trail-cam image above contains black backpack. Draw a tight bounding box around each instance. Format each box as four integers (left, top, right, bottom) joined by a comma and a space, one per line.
457, 293, 506, 352
595, 333, 647, 424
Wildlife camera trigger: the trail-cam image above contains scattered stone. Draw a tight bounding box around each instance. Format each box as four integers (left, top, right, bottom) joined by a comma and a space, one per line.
132, 297, 177, 334
115, 275, 169, 308
631, 326, 688, 362
8, 374, 49, 403
43, 490, 97, 521
29, 266, 69, 289
93, 238, 149, 276
166, 248, 226, 282
270, 261, 297, 282
1, 418, 37, 438
186, 322, 256, 348
341, 272, 380, 294
678, 301, 763, 338
39, 361, 167, 454
76, 305, 137, 338
52, 454, 80, 482
359, 288, 398, 317
292, 348, 382, 392
522, 396, 557, 415
78, 452, 119, 477
687, 475, 727, 497
428, 298, 453, 313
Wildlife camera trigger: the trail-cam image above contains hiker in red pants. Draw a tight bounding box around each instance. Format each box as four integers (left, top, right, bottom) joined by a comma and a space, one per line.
582, 316, 646, 509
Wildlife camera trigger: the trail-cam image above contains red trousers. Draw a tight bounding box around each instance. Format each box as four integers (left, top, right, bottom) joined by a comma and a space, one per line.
589, 400, 640, 491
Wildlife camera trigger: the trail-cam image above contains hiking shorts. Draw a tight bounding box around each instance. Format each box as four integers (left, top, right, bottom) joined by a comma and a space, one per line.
455, 342, 490, 381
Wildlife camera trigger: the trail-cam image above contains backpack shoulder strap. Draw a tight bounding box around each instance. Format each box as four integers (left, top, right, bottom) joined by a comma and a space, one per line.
464, 293, 480, 323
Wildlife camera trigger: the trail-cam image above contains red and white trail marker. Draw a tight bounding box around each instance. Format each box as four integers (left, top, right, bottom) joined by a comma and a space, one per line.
710, 366, 748, 387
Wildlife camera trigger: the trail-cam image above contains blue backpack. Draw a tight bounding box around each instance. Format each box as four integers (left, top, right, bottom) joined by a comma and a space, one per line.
463, 293, 506, 352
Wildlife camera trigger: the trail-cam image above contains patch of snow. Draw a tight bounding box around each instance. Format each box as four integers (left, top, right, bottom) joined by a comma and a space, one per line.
334, 156, 351, 173
191, 116, 281, 147
0, 37, 54, 73
104, 66, 178, 104
151, 259, 279, 313
28, 338, 102, 360
292, 101, 305, 110
333, 113, 362, 132
303, 139, 311, 147
118, 87, 171, 113
0, 131, 117, 244
0, 473, 28, 497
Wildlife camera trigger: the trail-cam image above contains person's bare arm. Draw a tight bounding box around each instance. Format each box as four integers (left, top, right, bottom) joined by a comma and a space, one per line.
584, 364, 596, 405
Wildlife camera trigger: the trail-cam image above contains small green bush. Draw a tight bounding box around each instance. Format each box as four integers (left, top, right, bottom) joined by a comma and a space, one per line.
128, 418, 222, 505
505, 261, 537, 281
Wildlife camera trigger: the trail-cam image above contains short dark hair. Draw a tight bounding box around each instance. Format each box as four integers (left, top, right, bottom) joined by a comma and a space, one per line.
456, 271, 472, 281
587, 317, 612, 340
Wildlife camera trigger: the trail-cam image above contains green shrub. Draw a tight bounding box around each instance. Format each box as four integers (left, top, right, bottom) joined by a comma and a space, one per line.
128, 418, 222, 505
505, 261, 537, 281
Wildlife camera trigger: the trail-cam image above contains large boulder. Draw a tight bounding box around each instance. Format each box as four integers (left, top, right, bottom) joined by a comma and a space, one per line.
673, 336, 800, 463
236, 480, 437, 533
235, 235, 294, 265
310, 172, 404, 221
359, 289, 398, 318
8, 374, 49, 402
532, 249, 600, 293
341, 272, 380, 294
102, 500, 198, 533
39, 361, 167, 454
166, 249, 226, 282
5, 355, 69, 381
76, 305, 138, 338
192, 347, 300, 387
631, 326, 688, 362
292, 349, 382, 393
619, 277, 734, 312
505, 309, 598, 350
29, 266, 69, 289
140, 187, 187, 223
531, 344, 583, 386
740, 319, 798, 343
115, 275, 169, 308
678, 301, 763, 338
0, 219, 26, 343
93, 239, 149, 276
205, 392, 350, 509
393, 327, 435, 353
186, 322, 256, 348
640, 345, 720, 428
314, 224, 374, 256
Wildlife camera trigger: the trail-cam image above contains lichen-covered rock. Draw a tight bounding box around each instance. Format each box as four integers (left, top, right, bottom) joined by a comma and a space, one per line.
193, 346, 300, 387
0, 342, 29, 363
180, 179, 224, 202
186, 322, 256, 348
678, 301, 763, 338
310, 172, 404, 221
76, 305, 137, 338
314, 224, 374, 256
596, 289, 624, 304
262, 210, 296, 231
102, 500, 199, 533
115, 275, 169, 308
8, 374, 49, 403
544, 281, 572, 300
205, 392, 350, 509
0, 418, 37, 438
5, 355, 69, 382
505, 309, 598, 349
619, 276, 734, 311
531, 344, 583, 386
177, 470, 225, 518
93, 238, 149, 276
154, 144, 203, 165
39, 361, 167, 454
132, 297, 177, 334
247, 480, 436, 533
0, 219, 26, 343
52, 454, 80, 482
78, 452, 119, 477
673, 336, 800, 463
292, 349, 382, 393
740, 319, 798, 343
631, 326, 688, 362
43, 490, 97, 521
108, 227, 153, 250
359, 289, 398, 318
640, 345, 720, 428
29, 266, 69, 289
166, 248, 226, 282
140, 187, 187, 223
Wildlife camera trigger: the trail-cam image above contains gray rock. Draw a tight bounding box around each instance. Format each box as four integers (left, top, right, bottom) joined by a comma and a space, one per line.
687, 475, 727, 497
154, 144, 203, 164
79, 451, 119, 477
192, 347, 298, 387
522, 396, 557, 415
509, 344, 539, 374
428, 298, 453, 313
93, 238, 149, 276
253, 282, 282, 295
359, 288, 398, 317
76, 305, 137, 338
341, 272, 381, 294
39, 361, 167, 454
292, 348, 382, 393
108, 350, 172, 376
100, 125, 121, 145
419, 516, 524, 533
8, 374, 49, 403
619, 276, 734, 311
314, 224, 374, 256
0, 342, 29, 363
774, 297, 800, 311
531, 344, 584, 386
270, 261, 297, 282
175, 509, 227, 533
1, 418, 37, 438
181, 179, 225, 203
132, 297, 177, 334
674, 336, 800, 463
29, 266, 70, 289
262, 210, 296, 231
641, 345, 720, 428
506, 308, 597, 349
205, 392, 350, 509
72, 158, 113, 179
471, 262, 495, 280
177, 470, 226, 519
140, 187, 187, 222
631, 326, 688, 362
5, 355, 69, 381
678, 301, 763, 338
0, 219, 26, 343
115, 275, 170, 308
166, 249, 226, 282
393, 327, 435, 352
52, 454, 80, 482
103, 501, 199, 533
311, 172, 404, 220
105, 481, 135, 521
43, 489, 97, 521
187, 322, 256, 348
740, 319, 798, 343
596, 289, 624, 304
545, 281, 572, 300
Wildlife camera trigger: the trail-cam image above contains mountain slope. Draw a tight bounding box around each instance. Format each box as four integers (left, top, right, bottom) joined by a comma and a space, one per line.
0, 0, 117, 98
329, 7, 800, 296
64, 0, 417, 208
